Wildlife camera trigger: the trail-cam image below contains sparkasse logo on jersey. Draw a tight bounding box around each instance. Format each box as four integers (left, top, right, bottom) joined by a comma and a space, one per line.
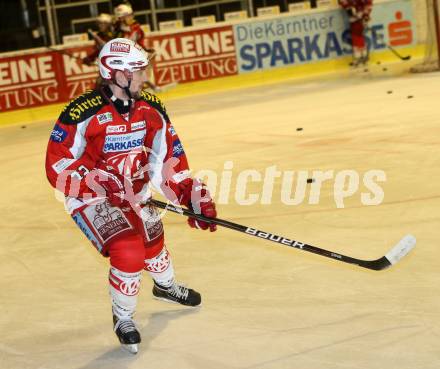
110, 42, 131, 53
103, 130, 145, 153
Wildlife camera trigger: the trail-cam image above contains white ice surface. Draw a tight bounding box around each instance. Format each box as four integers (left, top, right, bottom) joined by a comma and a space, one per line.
0, 66, 439, 369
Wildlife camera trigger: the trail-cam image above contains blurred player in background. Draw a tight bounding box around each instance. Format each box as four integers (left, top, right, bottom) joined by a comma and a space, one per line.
114, 3, 145, 47
339, 0, 373, 67
114, 3, 163, 92
45, 38, 217, 354
82, 13, 114, 66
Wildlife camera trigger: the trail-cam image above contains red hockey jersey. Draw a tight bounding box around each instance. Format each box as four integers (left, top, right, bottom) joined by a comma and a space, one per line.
85, 30, 114, 64
45, 89, 189, 213
115, 21, 146, 48
339, 0, 373, 21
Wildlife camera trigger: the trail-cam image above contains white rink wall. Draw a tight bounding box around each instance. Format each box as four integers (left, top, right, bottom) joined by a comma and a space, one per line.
0, 0, 428, 122
412, 0, 429, 43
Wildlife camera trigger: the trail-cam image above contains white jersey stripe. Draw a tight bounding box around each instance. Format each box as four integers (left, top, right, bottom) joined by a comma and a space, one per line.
148, 112, 168, 196
69, 116, 94, 158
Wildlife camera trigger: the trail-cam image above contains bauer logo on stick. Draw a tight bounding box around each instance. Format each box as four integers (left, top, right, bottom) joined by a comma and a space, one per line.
110, 42, 131, 53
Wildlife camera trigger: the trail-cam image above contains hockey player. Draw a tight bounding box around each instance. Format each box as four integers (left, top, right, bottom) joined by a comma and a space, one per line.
114, 4, 145, 47
113, 3, 161, 92
82, 13, 114, 66
339, 0, 373, 66
45, 38, 217, 354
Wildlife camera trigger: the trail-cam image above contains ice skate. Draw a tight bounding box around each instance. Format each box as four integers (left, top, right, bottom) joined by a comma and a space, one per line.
152, 281, 201, 307
113, 315, 141, 354
349, 57, 362, 68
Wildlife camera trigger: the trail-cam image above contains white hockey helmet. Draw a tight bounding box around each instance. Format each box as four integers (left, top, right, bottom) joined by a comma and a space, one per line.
96, 13, 112, 24
114, 4, 133, 18
98, 38, 149, 80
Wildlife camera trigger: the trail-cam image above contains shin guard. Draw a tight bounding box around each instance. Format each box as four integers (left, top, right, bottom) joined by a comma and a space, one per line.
144, 246, 175, 288
109, 267, 142, 320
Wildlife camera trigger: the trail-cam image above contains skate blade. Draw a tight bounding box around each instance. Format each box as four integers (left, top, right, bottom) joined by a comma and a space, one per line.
153, 296, 202, 308
121, 343, 138, 354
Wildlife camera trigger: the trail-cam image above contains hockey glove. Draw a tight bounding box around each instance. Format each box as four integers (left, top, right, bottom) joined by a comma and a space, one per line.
82, 56, 93, 66
93, 168, 129, 207
178, 178, 217, 232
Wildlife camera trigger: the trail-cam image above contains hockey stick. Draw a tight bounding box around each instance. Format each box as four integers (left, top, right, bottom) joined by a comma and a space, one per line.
366, 28, 411, 61
149, 199, 416, 271
87, 29, 106, 47
386, 44, 411, 61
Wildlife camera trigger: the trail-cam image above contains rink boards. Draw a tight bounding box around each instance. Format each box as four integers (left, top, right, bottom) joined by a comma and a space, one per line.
0, 0, 422, 125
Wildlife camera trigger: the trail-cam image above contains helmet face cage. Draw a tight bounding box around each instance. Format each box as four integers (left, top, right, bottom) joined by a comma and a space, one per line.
98, 38, 149, 81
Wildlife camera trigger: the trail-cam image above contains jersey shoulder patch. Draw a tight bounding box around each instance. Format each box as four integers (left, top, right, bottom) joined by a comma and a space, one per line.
140, 90, 169, 121
59, 90, 106, 125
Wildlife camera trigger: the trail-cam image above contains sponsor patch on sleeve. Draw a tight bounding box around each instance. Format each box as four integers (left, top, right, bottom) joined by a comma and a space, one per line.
172, 139, 185, 158
52, 158, 77, 174
172, 170, 191, 183
168, 125, 176, 136
50, 124, 68, 143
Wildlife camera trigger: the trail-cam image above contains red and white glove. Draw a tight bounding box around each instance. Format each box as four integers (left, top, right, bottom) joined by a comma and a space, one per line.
91, 168, 130, 207
178, 178, 217, 232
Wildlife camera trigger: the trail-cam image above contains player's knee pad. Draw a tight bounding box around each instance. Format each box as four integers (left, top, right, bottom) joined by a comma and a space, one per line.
144, 245, 171, 274
109, 267, 141, 319
144, 237, 175, 287
108, 234, 146, 273
109, 267, 142, 297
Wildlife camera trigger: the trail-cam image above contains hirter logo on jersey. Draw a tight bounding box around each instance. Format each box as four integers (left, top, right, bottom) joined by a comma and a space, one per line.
110, 42, 131, 53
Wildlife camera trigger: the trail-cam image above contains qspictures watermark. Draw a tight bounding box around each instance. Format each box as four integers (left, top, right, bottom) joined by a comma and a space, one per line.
53, 154, 386, 214
192, 161, 386, 208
